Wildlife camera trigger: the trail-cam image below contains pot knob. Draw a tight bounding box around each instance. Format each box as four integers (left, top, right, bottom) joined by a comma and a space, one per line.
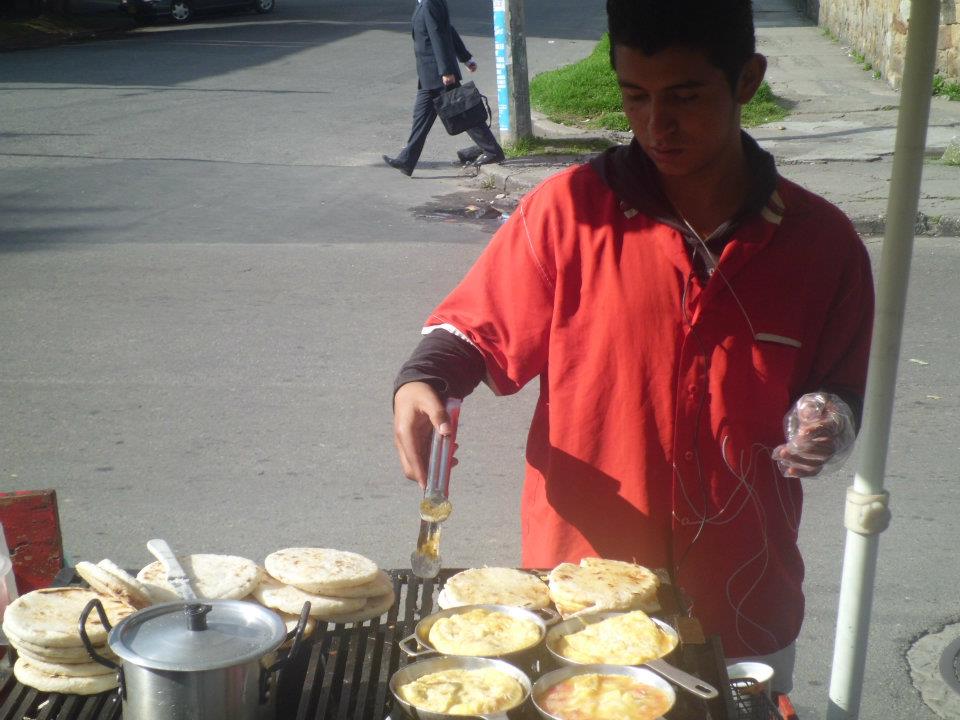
185, 603, 213, 631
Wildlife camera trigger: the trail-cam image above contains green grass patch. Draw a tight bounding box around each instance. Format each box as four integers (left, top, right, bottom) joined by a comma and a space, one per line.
740, 81, 789, 126
933, 75, 960, 101
529, 35, 630, 131
529, 34, 789, 132
503, 136, 615, 159
941, 141, 960, 167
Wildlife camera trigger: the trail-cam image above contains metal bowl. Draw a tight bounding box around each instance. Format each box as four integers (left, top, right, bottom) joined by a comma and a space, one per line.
544, 611, 678, 668
399, 604, 558, 663
544, 612, 717, 700
389, 655, 532, 720
531, 663, 676, 720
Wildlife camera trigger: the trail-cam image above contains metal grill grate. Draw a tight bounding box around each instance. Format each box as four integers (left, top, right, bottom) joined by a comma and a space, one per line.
728, 678, 785, 720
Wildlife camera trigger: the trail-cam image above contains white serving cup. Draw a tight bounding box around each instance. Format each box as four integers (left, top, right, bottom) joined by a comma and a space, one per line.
726, 661, 775, 699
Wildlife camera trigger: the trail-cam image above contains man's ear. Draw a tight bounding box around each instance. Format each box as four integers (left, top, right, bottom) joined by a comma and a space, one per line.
736, 53, 768, 104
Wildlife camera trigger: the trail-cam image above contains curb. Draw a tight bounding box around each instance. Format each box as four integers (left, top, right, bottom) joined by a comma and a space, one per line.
477, 163, 960, 238
0, 17, 136, 52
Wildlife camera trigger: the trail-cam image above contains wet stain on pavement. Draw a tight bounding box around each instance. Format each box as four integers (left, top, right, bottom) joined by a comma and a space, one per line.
412, 189, 518, 232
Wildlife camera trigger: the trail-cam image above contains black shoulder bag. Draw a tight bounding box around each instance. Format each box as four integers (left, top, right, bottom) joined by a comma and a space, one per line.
432, 81, 492, 136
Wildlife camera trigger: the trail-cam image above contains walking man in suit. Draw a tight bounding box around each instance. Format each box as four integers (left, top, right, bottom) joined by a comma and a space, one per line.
383, 0, 505, 177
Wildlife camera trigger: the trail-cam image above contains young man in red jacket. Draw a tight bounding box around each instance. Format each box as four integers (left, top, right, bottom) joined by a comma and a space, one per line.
393, 0, 873, 691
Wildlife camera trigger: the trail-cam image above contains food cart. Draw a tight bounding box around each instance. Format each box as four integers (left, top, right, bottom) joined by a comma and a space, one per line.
1, 565, 793, 720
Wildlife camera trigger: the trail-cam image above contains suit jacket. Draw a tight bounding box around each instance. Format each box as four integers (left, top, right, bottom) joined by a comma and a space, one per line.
412, 0, 471, 90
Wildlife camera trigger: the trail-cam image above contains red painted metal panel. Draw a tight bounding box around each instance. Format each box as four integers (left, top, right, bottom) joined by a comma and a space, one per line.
0, 489, 64, 594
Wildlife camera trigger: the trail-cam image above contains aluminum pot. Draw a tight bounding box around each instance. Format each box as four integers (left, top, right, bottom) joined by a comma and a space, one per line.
390, 655, 532, 720
544, 611, 718, 700
79, 597, 309, 720
531, 663, 676, 720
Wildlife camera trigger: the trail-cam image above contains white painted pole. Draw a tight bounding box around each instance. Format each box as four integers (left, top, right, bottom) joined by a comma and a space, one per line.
825, 2, 942, 718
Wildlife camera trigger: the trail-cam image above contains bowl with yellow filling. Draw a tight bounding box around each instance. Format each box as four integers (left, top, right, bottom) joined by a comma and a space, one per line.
390, 656, 532, 719
544, 610, 679, 667
532, 664, 675, 720
400, 604, 555, 664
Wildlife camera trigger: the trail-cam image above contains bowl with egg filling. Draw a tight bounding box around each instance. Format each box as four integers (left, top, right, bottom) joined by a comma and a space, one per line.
399, 604, 556, 670
390, 655, 532, 719
544, 610, 679, 668
532, 664, 676, 720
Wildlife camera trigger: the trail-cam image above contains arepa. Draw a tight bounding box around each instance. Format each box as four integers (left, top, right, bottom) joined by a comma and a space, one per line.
264, 548, 379, 593
14, 655, 116, 678
75, 560, 152, 609
548, 558, 660, 617
315, 569, 393, 599
252, 574, 366, 617
440, 567, 550, 609
2, 587, 134, 648
14, 657, 118, 695
4, 626, 115, 665
315, 587, 395, 624
137, 553, 262, 601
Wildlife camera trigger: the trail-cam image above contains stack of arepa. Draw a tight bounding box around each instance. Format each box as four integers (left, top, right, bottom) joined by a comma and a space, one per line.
254, 547, 395, 624
1, 587, 135, 695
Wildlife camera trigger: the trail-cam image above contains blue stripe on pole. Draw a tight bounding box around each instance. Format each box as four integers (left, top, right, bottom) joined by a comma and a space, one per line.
492, 0, 510, 135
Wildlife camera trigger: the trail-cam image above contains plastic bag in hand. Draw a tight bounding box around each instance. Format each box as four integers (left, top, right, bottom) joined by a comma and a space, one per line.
774, 392, 856, 478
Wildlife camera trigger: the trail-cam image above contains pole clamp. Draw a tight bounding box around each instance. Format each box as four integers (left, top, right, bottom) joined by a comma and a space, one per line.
844, 486, 891, 535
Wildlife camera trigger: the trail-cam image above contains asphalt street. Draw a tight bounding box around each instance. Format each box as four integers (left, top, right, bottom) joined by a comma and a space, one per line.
2, 2, 959, 719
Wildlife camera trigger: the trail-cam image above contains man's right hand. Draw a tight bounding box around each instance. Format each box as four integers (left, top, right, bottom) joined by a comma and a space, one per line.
441, 74, 456, 86
393, 382, 452, 489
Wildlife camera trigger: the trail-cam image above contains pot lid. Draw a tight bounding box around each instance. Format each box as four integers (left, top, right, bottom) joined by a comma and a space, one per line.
108, 600, 287, 672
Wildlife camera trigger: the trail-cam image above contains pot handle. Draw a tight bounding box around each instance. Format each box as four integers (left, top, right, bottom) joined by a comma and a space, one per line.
78, 598, 119, 671
79, 598, 126, 699
260, 601, 312, 704
398, 633, 435, 658
645, 657, 719, 699
533, 606, 561, 627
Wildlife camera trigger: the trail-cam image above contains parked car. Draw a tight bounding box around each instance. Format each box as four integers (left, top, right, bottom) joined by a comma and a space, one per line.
121, 0, 273, 23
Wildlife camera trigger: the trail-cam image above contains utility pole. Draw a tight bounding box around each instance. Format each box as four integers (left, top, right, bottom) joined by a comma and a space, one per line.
492, 0, 533, 144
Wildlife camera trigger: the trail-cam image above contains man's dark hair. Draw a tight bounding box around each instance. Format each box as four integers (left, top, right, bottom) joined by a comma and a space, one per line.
606, 0, 756, 90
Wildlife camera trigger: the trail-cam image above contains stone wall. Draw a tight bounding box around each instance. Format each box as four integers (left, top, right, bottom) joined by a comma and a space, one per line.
796, 0, 959, 87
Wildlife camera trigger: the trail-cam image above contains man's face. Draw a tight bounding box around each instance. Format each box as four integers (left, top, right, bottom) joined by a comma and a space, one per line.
613, 44, 762, 181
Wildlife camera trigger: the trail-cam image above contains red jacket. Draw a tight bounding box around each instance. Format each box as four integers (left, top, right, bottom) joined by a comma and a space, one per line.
424, 156, 873, 656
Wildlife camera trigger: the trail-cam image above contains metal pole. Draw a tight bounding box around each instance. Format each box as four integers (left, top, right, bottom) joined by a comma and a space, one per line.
491, 0, 532, 144
825, 2, 941, 718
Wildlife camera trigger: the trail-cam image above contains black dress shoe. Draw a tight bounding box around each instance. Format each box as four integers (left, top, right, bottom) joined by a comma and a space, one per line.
382, 155, 413, 176
456, 146, 483, 164
472, 151, 506, 167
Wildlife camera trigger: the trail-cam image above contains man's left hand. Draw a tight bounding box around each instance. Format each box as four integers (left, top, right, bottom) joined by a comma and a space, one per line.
466, 60, 477, 72
442, 74, 456, 86
774, 392, 856, 478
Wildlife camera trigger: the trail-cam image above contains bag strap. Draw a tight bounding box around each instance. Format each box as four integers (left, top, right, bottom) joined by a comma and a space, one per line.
480, 92, 492, 128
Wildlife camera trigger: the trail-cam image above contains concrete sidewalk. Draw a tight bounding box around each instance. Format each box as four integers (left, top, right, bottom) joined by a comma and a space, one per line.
479, 3, 960, 236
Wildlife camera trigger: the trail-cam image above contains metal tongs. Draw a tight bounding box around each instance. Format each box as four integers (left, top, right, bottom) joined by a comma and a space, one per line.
410, 397, 462, 578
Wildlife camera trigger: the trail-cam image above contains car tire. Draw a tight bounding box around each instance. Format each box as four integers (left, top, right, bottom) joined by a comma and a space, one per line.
253, 0, 273, 13
170, 0, 192, 22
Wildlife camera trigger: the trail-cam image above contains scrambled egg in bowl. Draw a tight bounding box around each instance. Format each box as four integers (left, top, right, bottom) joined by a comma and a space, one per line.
553, 611, 677, 665
397, 667, 526, 715
536, 673, 673, 720
428, 608, 542, 656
